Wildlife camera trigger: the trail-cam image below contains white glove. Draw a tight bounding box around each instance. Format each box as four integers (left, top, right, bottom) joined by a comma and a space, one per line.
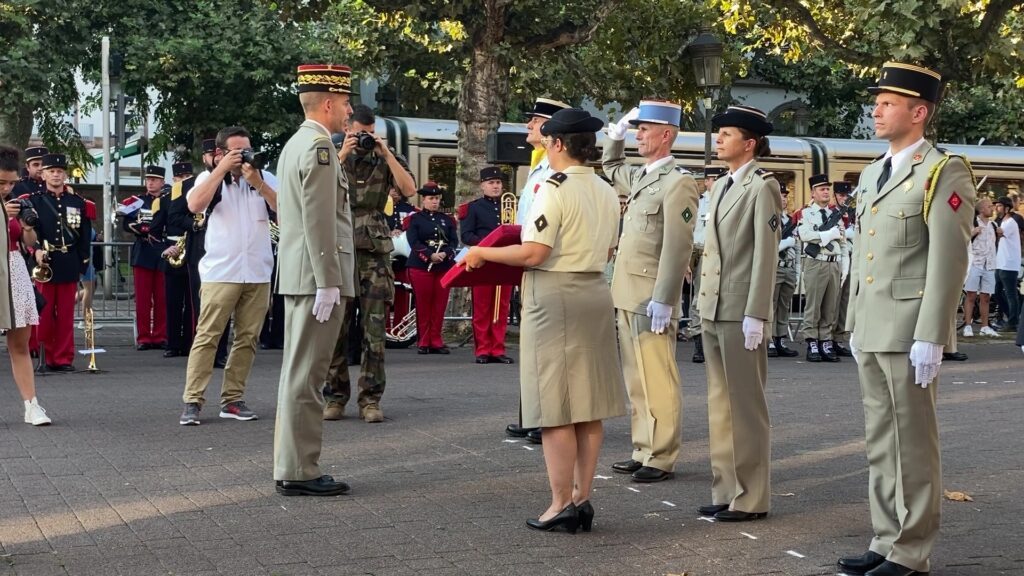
908, 340, 943, 388
607, 106, 640, 140
741, 316, 764, 351
778, 237, 796, 251
646, 300, 672, 334
1020, 345, 1023, 355
819, 228, 841, 244
849, 332, 860, 363
312, 287, 341, 323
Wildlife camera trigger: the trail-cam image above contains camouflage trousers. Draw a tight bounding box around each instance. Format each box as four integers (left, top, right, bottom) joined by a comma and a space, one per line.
323, 250, 395, 407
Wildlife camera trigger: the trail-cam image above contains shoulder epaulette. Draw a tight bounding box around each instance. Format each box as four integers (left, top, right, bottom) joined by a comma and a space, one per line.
546, 172, 568, 187
923, 151, 975, 225
674, 166, 692, 175
755, 168, 775, 179
151, 197, 161, 212
171, 181, 184, 201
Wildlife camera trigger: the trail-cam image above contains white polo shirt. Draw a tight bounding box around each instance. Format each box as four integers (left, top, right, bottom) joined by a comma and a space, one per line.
189, 170, 278, 283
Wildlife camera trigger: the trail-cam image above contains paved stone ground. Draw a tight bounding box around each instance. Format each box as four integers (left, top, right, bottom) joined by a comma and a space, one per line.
1, 327, 1022, 576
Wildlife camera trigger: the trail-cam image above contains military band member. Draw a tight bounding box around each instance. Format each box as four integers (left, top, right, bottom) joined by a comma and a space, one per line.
123, 165, 169, 351
8, 146, 48, 201
22, 153, 93, 371
767, 182, 800, 357
153, 162, 194, 357
686, 165, 725, 361
385, 186, 416, 337
604, 100, 699, 483
797, 174, 846, 362
461, 166, 514, 364
838, 62, 975, 576
406, 182, 458, 354
830, 181, 854, 357
273, 63, 355, 497
698, 106, 781, 522
322, 104, 416, 424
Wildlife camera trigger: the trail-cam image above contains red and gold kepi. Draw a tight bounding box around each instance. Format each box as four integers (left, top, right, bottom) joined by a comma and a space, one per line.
868, 62, 942, 103
296, 64, 352, 94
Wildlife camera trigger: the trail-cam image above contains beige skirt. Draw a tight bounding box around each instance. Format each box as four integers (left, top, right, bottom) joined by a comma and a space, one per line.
520, 269, 625, 428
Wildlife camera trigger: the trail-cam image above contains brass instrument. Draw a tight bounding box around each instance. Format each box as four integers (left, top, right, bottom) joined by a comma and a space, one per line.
269, 220, 280, 245
32, 240, 54, 283
386, 310, 418, 344
84, 308, 99, 373
494, 191, 518, 321
426, 239, 446, 272
164, 235, 187, 268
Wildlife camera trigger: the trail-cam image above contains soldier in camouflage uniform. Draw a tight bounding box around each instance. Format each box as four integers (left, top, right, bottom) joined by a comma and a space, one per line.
323, 104, 416, 423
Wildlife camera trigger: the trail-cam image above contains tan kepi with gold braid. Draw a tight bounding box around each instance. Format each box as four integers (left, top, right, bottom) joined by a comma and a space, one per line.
296, 64, 352, 94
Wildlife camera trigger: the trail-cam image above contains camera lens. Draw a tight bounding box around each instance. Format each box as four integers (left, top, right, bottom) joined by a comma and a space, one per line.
356, 132, 376, 151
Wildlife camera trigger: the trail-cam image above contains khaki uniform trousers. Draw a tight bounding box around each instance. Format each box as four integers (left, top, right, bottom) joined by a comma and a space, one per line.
702, 319, 770, 513
799, 258, 840, 341
832, 274, 851, 342
857, 351, 940, 573
686, 249, 703, 337
273, 295, 349, 481
617, 309, 681, 472
772, 264, 797, 338
183, 282, 270, 407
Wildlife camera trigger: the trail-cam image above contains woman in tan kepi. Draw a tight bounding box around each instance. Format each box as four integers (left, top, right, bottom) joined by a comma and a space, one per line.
464, 108, 624, 534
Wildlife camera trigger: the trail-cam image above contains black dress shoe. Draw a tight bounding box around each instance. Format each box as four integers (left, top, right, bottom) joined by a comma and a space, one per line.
837, 551, 886, 575
806, 340, 822, 362
943, 351, 968, 361
767, 340, 779, 357
475, 355, 492, 364
526, 429, 542, 444
777, 339, 799, 357
865, 560, 926, 576
833, 341, 853, 357
698, 503, 729, 516
526, 503, 578, 533
631, 466, 673, 483
611, 459, 642, 474
490, 355, 515, 364
418, 346, 430, 354
275, 475, 350, 497
433, 346, 451, 354
213, 357, 227, 369
821, 340, 840, 362
713, 509, 767, 522
163, 350, 181, 358
47, 364, 76, 372
506, 424, 533, 438
137, 343, 152, 351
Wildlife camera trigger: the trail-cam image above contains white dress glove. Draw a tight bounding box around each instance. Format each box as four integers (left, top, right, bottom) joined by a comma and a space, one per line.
606, 106, 640, 140
646, 300, 673, 335
742, 316, 764, 351
778, 237, 796, 251
908, 340, 943, 388
819, 227, 842, 244
849, 332, 860, 363
312, 287, 342, 323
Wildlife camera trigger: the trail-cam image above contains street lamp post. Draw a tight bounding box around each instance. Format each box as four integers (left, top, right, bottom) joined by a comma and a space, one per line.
686, 30, 724, 169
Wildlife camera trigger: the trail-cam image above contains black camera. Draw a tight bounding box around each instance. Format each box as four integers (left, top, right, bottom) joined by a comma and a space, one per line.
16, 199, 39, 228
354, 131, 376, 152
239, 148, 256, 164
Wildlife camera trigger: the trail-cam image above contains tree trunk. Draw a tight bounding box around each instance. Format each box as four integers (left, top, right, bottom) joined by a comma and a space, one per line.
0, 103, 36, 150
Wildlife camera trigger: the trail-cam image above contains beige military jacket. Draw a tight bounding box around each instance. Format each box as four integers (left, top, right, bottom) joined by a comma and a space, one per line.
275, 120, 356, 298
604, 139, 699, 318
847, 140, 975, 352
0, 202, 14, 329
698, 161, 782, 322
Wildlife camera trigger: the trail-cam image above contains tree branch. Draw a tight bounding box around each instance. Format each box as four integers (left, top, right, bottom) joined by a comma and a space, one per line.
772, 0, 874, 66
521, 0, 621, 53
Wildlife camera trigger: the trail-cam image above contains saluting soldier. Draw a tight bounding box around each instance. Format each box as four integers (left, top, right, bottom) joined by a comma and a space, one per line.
8, 146, 48, 201
406, 182, 458, 354
461, 166, 515, 364
604, 100, 699, 484
797, 174, 847, 362
698, 106, 781, 522
22, 153, 93, 371
767, 182, 800, 357
686, 165, 725, 361
837, 63, 975, 576
830, 181, 855, 357
273, 63, 356, 497
123, 165, 169, 351
153, 162, 195, 357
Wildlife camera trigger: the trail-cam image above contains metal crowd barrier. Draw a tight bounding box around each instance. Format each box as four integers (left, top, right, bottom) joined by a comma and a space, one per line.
75, 241, 136, 326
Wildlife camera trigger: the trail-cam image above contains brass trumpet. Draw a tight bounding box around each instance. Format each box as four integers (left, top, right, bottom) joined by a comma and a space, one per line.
32, 241, 53, 283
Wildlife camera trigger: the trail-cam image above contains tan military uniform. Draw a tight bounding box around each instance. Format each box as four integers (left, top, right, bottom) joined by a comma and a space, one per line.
797, 204, 846, 341
273, 120, 356, 481
699, 161, 781, 513
604, 139, 699, 472
848, 140, 975, 572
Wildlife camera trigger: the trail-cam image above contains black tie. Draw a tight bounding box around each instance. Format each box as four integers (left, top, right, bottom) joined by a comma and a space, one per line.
820, 208, 828, 224
876, 157, 892, 191
715, 176, 734, 212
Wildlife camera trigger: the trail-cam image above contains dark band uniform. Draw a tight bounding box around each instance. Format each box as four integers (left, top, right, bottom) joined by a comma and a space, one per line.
461, 166, 514, 362
8, 146, 48, 201
151, 162, 195, 357
122, 165, 169, 348
406, 183, 457, 352
21, 154, 93, 369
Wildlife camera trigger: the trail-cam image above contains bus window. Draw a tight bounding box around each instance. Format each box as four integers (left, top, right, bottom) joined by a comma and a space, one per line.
978, 177, 1022, 200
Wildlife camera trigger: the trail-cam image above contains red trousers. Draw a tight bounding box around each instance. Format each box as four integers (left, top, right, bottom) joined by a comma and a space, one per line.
472, 285, 512, 356
36, 281, 77, 366
409, 268, 450, 348
387, 268, 413, 334
134, 267, 166, 345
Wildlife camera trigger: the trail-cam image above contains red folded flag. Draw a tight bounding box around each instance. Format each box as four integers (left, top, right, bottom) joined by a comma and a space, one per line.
441, 225, 523, 288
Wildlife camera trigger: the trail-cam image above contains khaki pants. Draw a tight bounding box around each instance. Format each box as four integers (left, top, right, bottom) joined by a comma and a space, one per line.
772, 265, 797, 338
799, 258, 840, 341
274, 294, 348, 481
702, 319, 770, 513
832, 273, 851, 341
857, 351, 940, 573
183, 282, 270, 407
617, 309, 681, 472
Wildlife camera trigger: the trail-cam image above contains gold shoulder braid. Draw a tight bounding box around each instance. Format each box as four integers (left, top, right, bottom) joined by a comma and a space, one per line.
922, 153, 975, 225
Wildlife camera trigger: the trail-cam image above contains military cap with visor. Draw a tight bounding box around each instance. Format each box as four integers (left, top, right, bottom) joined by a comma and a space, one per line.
808, 174, 831, 189
296, 64, 352, 94
172, 162, 193, 177
524, 97, 572, 119
712, 105, 774, 136
479, 166, 502, 182
418, 181, 444, 197
540, 108, 604, 135
41, 154, 68, 170
868, 62, 943, 104
24, 146, 48, 162
145, 165, 166, 179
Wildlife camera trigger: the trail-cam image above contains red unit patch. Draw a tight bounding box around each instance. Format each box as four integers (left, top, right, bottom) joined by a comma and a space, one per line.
948, 192, 962, 211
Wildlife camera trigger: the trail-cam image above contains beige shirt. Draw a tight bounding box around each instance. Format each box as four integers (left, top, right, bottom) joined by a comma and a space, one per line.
523, 165, 619, 273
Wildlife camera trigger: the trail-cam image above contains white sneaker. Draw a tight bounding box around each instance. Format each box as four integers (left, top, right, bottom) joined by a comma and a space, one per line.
979, 326, 999, 337
962, 325, 973, 337
24, 399, 52, 426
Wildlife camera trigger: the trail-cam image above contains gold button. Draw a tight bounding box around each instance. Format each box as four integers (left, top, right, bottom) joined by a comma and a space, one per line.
626, 216, 631, 221
701, 291, 706, 296
918, 290, 924, 296
642, 209, 648, 214
642, 268, 648, 273
867, 253, 873, 260
868, 229, 875, 236
871, 206, 878, 214
701, 272, 706, 277
866, 276, 874, 284
898, 210, 905, 218
714, 289, 719, 295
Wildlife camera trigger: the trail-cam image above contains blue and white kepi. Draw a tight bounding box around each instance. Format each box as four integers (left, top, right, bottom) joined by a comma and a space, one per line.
628, 100, 682, 127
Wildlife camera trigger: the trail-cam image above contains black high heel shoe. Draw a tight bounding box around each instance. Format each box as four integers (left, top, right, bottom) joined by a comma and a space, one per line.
526, 503, 578, 533
576, 501, 594, 532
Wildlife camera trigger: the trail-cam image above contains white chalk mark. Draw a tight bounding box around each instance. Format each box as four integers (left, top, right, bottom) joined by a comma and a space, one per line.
280, 505, 287, 511
522, 446, 534, 451
661, 501, 676, 507
740, 532, 758, 540
503, 439, 520, 443
974, 381, 988, 384
593, 474, 612, 480
786, 550, 805, 559
627, 487, 641, 493
952, 381, 964, 384
1004, 380, 1016, 383
698, 516, 716, 522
